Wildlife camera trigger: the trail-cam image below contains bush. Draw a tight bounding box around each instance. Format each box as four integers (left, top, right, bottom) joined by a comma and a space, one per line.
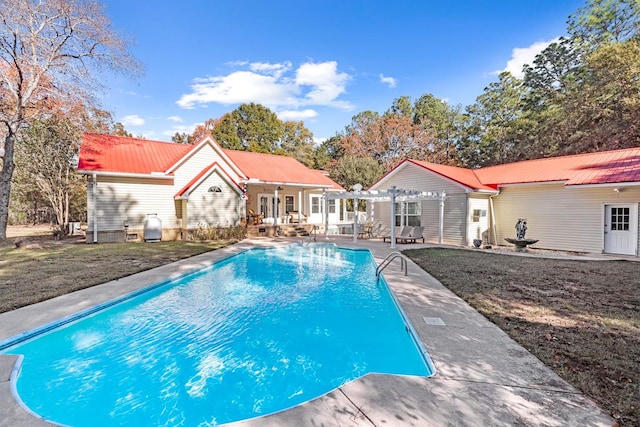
188, 223, 247, 241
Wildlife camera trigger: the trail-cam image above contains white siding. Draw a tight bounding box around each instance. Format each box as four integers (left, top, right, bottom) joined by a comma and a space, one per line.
186, 172, 242, 228
493, 184, 640, 254
88, 177, 179, 232
369, 162, 470, 245
173, 142, 242, 191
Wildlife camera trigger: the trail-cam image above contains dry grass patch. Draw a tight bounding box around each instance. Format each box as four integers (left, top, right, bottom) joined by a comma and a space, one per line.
0, 235, 232, 313
404, 248, 639, 427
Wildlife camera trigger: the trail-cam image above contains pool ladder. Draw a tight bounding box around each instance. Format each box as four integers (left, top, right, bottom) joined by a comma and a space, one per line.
375, 251, 409, 278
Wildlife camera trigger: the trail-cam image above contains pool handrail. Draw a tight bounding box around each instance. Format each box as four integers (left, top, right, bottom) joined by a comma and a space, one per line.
375, 251, 408, 278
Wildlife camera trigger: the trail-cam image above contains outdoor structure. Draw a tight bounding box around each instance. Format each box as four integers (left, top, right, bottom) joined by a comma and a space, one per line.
367, 147, 640, 256
76, 134, 344, 243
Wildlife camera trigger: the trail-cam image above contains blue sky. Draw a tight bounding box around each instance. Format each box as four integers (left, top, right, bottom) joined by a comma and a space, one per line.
100, 0, 586, 142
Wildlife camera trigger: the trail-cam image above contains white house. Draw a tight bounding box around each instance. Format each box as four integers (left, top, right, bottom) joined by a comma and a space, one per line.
368, 147, 640, 256
76, 134, 344, 242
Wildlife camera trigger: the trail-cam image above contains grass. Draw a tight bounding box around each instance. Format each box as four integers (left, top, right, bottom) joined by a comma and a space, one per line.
404, 247, 639, 427
0, 233, 232, 313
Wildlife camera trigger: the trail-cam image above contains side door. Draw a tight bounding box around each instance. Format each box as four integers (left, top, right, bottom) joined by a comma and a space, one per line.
604, 204, 638, 255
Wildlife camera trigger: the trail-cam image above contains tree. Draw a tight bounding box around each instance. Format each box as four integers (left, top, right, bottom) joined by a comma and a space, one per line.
212, 103, 283, 152
15, 115, 85, 235
279, 121, 315, 167
458, 72, 529, 167
568, 0, 640, 47
413, 94, 463, 165
328, 155, 385, 193
0, 0, 139, 240
341, 112, 437, 171
112, 122, 132, 137
172, 132, 193, 144
385, 96, 414, 118
312, 135, 343, 170
191, 117, 219, 143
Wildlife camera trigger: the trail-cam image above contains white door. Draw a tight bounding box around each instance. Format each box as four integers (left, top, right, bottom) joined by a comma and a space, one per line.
604, 204, 638, 255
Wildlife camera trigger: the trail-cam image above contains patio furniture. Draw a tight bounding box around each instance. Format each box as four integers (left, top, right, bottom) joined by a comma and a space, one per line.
383, 226, 412, 243
288, 211, 307, 223
247, 209, 263, 225
398, 226, 425, 244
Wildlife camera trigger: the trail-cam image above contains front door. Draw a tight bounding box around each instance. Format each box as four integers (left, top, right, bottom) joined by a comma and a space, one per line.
604, 204, 638, 255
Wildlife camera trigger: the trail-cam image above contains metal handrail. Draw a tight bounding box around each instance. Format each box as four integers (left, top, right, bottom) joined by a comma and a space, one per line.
375, 251, 409, 278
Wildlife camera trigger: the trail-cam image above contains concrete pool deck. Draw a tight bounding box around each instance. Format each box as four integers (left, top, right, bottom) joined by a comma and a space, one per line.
0, 238, 616, 427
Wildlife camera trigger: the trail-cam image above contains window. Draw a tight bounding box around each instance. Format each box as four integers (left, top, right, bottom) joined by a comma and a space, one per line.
285, 196, 294, 213
328, 199, 336, 214
311, 196, 322, 214
611, 207, 630, 231
395, 202, 421, 226
207, 186, 222, 193
472, 209, 487, 222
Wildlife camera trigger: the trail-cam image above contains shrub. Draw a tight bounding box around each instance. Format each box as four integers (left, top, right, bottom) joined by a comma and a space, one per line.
188, 223, 247, 241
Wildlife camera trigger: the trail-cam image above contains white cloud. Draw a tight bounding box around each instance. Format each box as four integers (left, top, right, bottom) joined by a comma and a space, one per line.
120, 114, 145, 126
277, 109, 318, 121
177, 60, 352, 111
498, 38, 559, 79
167, 116, 184, 123
162, 123, 201, 137
380, 74, 397, 88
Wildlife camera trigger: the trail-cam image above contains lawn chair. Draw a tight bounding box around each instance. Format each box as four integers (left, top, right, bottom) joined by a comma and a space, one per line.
398, 226, 425, 244
383, 226, 411, 243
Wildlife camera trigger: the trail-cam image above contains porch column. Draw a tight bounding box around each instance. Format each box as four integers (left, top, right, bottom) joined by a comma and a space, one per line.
353, 194, 358, 242
274, 186, 280, 229
390, 186, 397, 249
298, 189, 303, 222
324, 193, 329, 238
439, 191, 446, 244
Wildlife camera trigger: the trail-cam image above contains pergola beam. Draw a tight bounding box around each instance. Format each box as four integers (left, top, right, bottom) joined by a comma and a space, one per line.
323, 188, 447, 246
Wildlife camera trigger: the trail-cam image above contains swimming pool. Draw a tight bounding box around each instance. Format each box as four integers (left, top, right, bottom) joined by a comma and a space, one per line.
1, 243, 435, 426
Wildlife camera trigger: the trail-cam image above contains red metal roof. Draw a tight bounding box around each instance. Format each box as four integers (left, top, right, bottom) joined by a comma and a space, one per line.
222, 149, 342, 188
408, 160, 496, 191
78, 133, 191, 174
77, 134, 343, 189
475, 147, 640, 186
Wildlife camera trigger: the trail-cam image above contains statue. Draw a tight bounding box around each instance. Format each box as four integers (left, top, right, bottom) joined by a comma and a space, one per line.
505, 218, 538, 252
515, 218, 527, 240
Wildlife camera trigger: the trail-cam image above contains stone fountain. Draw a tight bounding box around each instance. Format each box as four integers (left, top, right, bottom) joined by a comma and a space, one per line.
504, 218, 539, 252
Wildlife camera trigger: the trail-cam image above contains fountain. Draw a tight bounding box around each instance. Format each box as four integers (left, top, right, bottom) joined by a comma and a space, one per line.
504, 218, 539, 252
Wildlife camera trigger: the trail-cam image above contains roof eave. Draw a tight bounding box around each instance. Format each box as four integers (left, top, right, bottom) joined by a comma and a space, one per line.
76, 170, 174, 180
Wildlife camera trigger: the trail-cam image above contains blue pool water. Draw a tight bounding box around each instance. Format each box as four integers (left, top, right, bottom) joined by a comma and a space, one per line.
2, 244, 434, 426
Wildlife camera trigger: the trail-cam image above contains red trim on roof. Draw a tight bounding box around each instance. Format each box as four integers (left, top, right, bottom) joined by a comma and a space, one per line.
175, 162, 243, 198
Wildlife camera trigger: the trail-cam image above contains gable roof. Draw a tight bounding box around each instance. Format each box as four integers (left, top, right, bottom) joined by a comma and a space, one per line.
373, 146, 640, 192
407, 160, 497, 191
175, 162, 244, 199
77, 133, 343, 189
475, 147, 640, 186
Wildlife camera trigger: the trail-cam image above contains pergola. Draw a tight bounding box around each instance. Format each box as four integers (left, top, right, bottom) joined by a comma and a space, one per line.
324, 186, 448, 249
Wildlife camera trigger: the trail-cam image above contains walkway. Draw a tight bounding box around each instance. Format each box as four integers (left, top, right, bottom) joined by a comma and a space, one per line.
0, 238, 615, 426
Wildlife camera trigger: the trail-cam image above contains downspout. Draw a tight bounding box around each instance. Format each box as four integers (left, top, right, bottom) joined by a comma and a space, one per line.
92, 173, 98, 243
489, 190, 500, 246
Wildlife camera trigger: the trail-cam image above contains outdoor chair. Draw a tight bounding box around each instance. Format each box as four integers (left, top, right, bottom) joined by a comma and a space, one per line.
247, 209, 264, 225
398, 226, 425, 244
288, 211, 307, 224
383, 226, 412, 243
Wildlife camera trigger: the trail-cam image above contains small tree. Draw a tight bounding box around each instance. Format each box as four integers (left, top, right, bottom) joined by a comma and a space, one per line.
16, 116, 85, 236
